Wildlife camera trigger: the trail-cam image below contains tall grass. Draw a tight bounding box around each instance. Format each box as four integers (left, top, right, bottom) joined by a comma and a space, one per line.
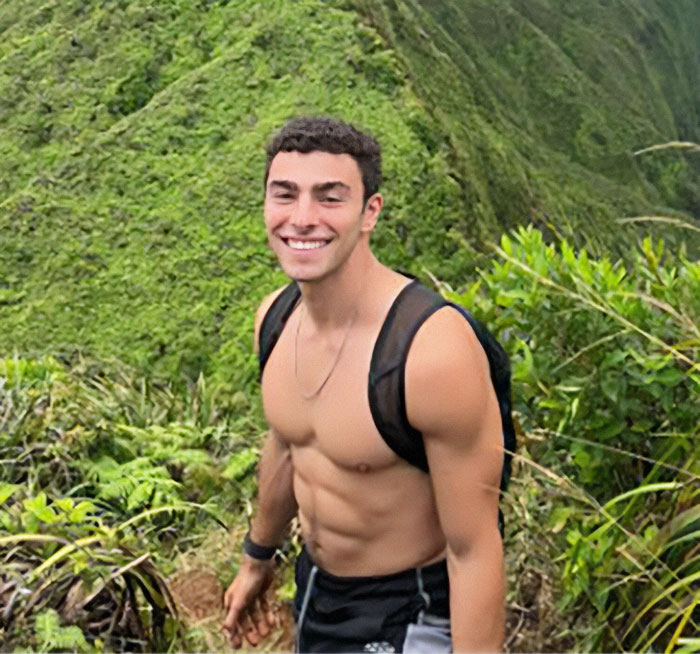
445, 227, 700, 651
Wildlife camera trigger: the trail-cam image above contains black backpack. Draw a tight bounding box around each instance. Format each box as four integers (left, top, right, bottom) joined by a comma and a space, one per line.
258, 279, 516, 532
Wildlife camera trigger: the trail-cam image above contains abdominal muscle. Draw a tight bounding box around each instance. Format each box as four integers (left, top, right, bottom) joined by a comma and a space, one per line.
262, 277, 447, 577
289, 441, 447, 577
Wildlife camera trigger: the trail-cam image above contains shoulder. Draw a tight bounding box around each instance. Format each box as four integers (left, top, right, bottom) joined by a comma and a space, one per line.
406, 305, 489, 384
404, 305, 495, 438
253, 285, 290, 354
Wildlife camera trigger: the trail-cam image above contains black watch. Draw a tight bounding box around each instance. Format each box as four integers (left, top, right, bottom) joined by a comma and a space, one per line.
243, 531, 277, 561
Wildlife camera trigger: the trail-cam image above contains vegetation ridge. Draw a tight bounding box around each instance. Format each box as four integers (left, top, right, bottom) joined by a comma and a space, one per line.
1, 1, 699, 651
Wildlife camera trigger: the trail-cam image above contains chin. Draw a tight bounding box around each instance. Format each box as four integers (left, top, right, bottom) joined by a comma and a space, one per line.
284, 264, 335, 284
288, 272, 325, 284
279, 263, 320, 283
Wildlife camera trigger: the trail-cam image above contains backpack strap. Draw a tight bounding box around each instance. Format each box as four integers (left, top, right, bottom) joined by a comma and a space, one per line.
258, 282, 301, 380
368, 282, 442, 472
257, 278, 516, 497
368, 281, 515, 494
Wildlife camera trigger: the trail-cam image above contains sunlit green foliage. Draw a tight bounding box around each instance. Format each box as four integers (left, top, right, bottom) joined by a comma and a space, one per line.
3, 229, 698, 650
0, 356, 260, 650
2, 0, 699, 382
447, 227, 700, 650
0, 0, 477, 383
465, 229, 699, 497
1, 0, 700, 651
35, 608, 91, 653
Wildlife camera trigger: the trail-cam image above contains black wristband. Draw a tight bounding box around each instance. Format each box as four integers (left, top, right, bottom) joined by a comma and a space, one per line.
243, 531, 277, 561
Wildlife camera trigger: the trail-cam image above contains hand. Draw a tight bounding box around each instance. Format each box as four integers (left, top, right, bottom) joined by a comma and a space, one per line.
222, 557, 276, 648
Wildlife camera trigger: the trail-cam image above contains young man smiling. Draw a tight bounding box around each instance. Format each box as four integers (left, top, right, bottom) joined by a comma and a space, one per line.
222, 118, 506, 653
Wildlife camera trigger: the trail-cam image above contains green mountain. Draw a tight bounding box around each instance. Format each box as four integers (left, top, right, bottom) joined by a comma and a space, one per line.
358, 0, 700, 249
1, 0, 698, 380
2, 3, 699, 651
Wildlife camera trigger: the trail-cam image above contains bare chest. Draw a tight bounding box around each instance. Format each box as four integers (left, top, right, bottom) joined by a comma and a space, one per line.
261, 318, 398, 472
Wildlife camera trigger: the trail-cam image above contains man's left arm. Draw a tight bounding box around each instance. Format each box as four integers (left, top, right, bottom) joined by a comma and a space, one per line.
405, 307, 505, 653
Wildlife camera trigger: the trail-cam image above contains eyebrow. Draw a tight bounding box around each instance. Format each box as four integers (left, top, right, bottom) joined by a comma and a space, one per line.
314, 181, 351, 193
267, 180, 351, 193
268, 180, 297, 191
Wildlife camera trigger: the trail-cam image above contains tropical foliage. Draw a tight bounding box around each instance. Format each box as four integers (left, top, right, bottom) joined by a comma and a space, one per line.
0, 355, 262, 650
3, 229, 698, 650
1, 0, 699, 651
454, 227, 700, 651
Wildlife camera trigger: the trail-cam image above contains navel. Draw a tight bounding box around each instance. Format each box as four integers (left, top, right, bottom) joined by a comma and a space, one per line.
356, 463, 371, 473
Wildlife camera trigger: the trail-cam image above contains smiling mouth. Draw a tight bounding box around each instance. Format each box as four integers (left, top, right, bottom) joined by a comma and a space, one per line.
282, 238, 331, 250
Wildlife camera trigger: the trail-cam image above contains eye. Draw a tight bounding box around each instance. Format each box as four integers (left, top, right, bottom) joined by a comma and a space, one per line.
321, 196, 341, 203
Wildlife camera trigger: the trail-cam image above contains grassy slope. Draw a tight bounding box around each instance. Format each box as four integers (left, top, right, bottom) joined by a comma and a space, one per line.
0, 0, 473, 381
1, 0, 699, 379
2, 3, 699, 650
358, 0, 700, 252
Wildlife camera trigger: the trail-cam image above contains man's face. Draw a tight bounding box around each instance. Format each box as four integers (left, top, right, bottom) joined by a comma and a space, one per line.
264, 150, 380, 283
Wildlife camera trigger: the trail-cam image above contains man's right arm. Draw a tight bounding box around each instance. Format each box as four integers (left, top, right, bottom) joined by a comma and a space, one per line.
222, 428, 297, 646
222, 288, 298, 647
247, 428, 298, 546
249, 286, 298, 546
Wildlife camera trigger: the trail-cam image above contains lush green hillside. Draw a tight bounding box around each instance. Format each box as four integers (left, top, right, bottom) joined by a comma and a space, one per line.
357, 0, 700, 252
1, 1, 699, 652
2, 0, 699, 378
0, 0, 476, 381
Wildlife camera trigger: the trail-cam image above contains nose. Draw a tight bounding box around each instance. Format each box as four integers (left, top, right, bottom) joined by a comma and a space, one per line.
289, 195, 319, 228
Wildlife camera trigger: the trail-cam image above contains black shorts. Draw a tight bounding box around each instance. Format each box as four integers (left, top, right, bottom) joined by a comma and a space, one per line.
293, 547, 451, 653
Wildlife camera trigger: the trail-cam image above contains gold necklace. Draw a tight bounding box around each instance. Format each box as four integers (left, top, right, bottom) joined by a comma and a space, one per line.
294, 305, 357, 400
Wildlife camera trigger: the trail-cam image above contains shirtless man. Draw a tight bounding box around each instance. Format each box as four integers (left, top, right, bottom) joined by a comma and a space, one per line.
222, 118, 505, 652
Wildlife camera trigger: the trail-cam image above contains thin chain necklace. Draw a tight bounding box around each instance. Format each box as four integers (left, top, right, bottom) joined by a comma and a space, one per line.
294, 304, 357, 400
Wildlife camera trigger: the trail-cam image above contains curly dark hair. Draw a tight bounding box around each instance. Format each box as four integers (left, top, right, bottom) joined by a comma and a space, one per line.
264, 117, 382, 204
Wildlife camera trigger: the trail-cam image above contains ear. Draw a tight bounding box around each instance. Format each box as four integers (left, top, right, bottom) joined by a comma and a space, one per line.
361, 193, 383, 232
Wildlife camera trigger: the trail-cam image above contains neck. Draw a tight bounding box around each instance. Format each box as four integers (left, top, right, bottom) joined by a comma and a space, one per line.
297, 246, 378, 330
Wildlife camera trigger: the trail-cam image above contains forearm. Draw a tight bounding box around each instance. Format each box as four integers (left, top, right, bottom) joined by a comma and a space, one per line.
447, 535, 505, 653
248, 430, 298, 546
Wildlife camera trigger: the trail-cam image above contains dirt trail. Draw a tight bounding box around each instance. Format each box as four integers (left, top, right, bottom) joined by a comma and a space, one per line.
168, 566, 294, 652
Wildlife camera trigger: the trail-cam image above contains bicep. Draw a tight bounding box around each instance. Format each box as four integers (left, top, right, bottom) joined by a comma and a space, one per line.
258, 429, 296, 502
259, 428, 293, 475
405, 307, 503, 553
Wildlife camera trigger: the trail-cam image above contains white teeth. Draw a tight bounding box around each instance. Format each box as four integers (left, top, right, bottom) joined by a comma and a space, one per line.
287, 239, 327, 250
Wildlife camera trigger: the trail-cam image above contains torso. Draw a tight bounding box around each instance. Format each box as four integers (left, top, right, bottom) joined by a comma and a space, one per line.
261, 274, 447, 576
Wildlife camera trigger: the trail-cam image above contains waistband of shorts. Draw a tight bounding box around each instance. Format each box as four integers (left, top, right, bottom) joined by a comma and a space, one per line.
298, 545, 447, 588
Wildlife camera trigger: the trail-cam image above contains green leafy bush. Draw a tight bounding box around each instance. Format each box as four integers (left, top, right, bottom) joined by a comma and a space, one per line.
443, 226, 700, 651
453, 227, 699, 499
0, 357, 259, 650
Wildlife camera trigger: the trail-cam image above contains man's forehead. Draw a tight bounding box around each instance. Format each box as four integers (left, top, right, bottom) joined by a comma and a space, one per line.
268, 150, 362, 185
